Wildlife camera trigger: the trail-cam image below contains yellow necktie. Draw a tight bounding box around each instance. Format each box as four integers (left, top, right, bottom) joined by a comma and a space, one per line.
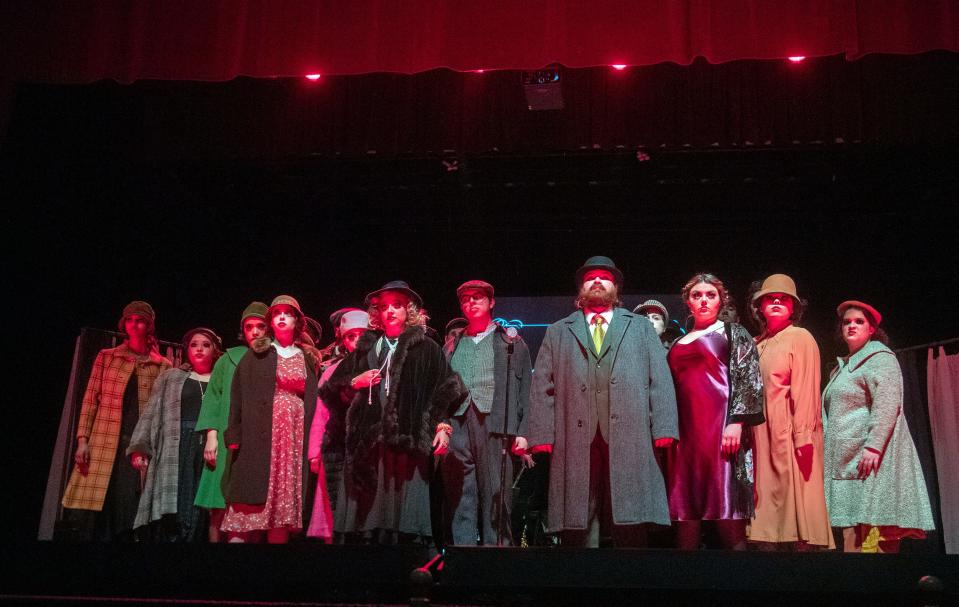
592, 315, 606, 352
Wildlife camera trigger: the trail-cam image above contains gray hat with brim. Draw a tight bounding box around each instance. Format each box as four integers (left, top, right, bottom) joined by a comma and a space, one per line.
633, 299, 669, 324
575, 256, 624, 286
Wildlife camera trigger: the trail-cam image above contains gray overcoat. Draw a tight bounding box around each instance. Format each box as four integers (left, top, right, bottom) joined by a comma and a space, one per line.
530, 308, 679, 532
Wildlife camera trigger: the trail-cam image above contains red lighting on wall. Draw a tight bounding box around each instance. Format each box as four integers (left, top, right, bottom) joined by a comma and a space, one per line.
787, 56, 806, 63
305, 73, 322, 80
611, 64, 627, 70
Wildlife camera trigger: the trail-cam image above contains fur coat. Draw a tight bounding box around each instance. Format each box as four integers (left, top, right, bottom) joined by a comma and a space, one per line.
321, 325, 467, 488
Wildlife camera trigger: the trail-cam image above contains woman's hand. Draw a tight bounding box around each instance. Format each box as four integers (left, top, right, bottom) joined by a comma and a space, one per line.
351, 369, 382, 390
203, 431, 218, 468
310, 457, 320, 474
512, 436, 535, 468
432, 430, 450, 456
857, 447, 881, 479
130, 453, 149, 471
721, 423, 743, 455
74, 437, 90, 470
654, 437, 675, 448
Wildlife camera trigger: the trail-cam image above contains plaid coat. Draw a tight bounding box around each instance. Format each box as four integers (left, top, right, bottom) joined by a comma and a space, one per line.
126, 367, 191, 528
61, 343, 172, 511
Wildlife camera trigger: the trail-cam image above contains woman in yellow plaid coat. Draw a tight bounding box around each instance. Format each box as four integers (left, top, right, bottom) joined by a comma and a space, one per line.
61, 301, 172, 541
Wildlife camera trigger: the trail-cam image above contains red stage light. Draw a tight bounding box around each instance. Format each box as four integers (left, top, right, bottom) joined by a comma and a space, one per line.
611, 64, 627, 70
787, 56, 806, 63
305, 73, 322, 80
473, 69, 485, 73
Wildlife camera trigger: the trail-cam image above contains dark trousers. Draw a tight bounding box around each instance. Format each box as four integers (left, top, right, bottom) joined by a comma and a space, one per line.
443, 404, 512, 545
562, 430, 648, 548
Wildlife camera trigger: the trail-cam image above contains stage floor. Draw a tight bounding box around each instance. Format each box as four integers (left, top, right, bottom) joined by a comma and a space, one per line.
1, 542, 956, 606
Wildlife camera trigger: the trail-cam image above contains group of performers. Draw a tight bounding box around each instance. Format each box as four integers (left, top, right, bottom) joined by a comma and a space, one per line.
60, 256, 935, 553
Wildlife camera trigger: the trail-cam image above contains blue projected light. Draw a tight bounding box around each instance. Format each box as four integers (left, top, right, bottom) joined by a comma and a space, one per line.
493, 318, 550, 329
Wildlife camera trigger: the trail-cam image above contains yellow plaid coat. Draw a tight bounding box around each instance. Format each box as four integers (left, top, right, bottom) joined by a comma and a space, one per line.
61, 343, 172, 511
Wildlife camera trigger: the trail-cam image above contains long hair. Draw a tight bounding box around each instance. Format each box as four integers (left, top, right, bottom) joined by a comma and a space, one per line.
834, 305, 890, 347
680, 272, 730, 309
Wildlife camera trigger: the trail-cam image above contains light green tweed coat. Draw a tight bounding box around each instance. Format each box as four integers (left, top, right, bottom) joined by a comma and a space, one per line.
822, 340, 934, 530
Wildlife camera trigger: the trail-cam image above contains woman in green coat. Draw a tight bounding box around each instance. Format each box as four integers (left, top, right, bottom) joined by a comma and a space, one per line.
193, 302, 269, 542
822, 300, 935, 553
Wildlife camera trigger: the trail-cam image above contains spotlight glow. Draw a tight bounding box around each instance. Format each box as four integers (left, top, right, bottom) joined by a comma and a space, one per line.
305, 73, 322, 80
611, 64, 627, 70
787, 56, 806, 63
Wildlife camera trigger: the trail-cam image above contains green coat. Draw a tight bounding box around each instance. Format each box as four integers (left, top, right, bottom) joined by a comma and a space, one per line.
193, 346, 247, 509
822, 340, 934, 530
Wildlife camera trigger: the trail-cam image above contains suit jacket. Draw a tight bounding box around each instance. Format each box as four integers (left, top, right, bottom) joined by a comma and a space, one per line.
530, 308, 678, 531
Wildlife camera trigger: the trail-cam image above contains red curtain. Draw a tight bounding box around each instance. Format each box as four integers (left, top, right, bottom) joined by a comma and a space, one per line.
3, 1, 958, 84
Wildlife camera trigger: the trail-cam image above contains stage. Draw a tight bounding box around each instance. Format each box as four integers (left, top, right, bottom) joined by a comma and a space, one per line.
2, 543, 956, 606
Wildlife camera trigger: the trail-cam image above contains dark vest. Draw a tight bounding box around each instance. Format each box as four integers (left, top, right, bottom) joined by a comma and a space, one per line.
587, 322, 613, 440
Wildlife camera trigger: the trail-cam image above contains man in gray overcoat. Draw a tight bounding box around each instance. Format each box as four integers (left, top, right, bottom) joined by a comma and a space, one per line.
529, 256, 679, 547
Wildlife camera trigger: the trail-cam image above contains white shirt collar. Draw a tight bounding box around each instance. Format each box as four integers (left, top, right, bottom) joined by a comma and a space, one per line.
584, 309, 614, 327
467, 321, 498, 343
272, 341, 302, 359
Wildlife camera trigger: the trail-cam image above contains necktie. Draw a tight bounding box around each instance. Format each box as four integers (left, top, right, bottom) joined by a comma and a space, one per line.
592, 315, 606, 353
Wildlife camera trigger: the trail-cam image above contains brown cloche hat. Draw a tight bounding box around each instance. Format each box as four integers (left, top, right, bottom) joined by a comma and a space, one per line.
751, 274, 800, 304
117, 300, 155, 331
836, 300, 882, 326
270, 294, 304, 316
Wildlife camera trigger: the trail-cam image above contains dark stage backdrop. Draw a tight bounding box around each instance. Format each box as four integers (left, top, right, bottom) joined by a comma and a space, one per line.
4, 54, 958, 543
7, 52, 959, 158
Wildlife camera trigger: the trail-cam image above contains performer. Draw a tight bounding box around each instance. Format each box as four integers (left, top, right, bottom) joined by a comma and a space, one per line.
822, 300, 934, 553
530, 256, 678, 547
665, 274, 764, 550
221, 295, 319, 543
128, 327, 223, 541
442, 280, 533, 546
633, 299, 671, 349
193, 301, 269, 542
322, 280, 466, 545
748, 274, 834, 549
61, 301, 172, 541
307, 309, 370, 541
319, 307, 363, 371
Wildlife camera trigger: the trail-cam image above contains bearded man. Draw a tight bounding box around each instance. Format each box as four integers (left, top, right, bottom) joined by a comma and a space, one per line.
529, 256, 678, 547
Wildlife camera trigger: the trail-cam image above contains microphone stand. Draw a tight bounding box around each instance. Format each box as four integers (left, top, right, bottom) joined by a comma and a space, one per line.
496, 331, 515, 546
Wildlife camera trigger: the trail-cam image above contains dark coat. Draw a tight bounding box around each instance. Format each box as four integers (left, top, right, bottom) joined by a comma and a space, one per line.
443, 324, 532, 437
321, 325, 467, 488
223, 345, 318, 524
529, 308, 679, 531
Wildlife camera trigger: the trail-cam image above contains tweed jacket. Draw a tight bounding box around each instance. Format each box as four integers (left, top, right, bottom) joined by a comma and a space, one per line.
443, 324, 532, 437
530, 308, 679, 531
822, 340, 935, 529
126, 367, 192, 528
62, 343, 172, 511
